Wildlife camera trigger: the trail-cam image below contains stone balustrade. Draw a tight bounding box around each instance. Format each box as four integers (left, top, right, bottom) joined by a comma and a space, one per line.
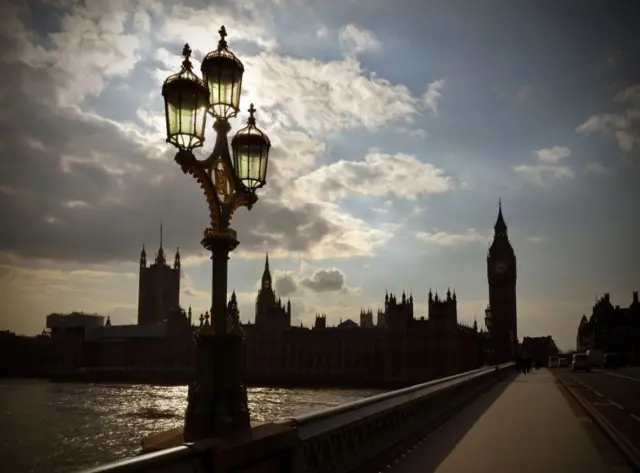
78, 363, 514, 473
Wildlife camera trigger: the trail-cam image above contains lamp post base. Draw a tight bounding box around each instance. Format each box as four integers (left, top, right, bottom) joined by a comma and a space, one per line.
184, 332, 250, 442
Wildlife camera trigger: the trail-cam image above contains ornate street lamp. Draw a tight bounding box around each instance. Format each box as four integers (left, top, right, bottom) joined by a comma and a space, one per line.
162, 26, 271, 441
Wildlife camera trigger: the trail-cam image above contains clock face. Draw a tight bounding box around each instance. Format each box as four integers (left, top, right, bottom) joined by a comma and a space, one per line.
494, 262, 507, 274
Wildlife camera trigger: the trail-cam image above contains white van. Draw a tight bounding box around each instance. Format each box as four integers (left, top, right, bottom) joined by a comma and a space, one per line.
548, 356, 559, 368
572, 353, 591, 372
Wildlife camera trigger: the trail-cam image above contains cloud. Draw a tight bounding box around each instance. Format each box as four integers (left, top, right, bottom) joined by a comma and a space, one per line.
272, 266, 361, 296
0, 0, 144, 106
273, 271, 298, 297
423, 79, 446, 115
584, 162, 612, 176
576, 84, 640, 160
0, 8, 426, 265
514, 146, 574, 186
527, 236, 548, 244
180, 273, 210, 301
160, 4, 279, 55
294, 152, 453, 202
339, 24, 381, 56
533, 146, 572, 164
300, 267, 346, 293
241, 53, 423, 136
372, 200, 393, 215
514, 164, 575, 186
316, 25, 329, 39
414, 229, 489, 247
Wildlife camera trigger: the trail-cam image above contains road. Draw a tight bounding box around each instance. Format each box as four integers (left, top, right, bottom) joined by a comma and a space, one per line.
386, 368, 633, 473
554, 367, 640, 463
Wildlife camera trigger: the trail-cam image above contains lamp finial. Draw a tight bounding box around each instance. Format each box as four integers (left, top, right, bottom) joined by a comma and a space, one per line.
218, 26, 228, 49
181, 43, 193, 70
248, 103, 256, 125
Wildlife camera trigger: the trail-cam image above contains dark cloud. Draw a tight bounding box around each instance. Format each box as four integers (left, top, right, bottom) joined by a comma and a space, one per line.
0, 57, 340, 264
273, 272, 297, 297
300, 267, 345, 293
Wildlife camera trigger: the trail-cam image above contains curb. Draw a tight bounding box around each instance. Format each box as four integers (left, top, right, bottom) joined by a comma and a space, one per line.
555, 374, 640, 472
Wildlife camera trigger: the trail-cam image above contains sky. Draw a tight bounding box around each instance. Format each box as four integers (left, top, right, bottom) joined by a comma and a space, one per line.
0, 0, 638, 351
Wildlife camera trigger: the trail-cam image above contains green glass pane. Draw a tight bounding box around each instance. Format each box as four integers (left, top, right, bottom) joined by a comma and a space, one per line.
193, 107, 207, 143
167, 102, 180, 137
249, 148, 260, 181
236, 150, 250, 180
231, 80, 242, 111
259, 152, 268, 182
178, 106, 195, 149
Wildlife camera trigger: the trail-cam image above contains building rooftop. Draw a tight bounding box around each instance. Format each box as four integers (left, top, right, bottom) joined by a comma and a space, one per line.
86, 324, 167, 341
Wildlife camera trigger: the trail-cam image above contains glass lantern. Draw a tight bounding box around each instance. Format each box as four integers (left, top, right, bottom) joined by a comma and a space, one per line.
231, 104, 271, 191
162, 44, 209, 150
201, 26, 244, 119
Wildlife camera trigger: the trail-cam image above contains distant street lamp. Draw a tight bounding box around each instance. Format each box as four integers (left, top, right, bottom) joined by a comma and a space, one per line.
484, 306, 493, 365
162, 26, 271, 441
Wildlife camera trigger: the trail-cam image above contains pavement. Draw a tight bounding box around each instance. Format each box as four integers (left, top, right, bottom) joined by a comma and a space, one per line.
554, 366, 640, 467
385, 368, 633, 473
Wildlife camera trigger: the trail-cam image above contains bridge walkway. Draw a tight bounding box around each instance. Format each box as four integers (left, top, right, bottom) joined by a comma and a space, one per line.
386, 368, 633, 473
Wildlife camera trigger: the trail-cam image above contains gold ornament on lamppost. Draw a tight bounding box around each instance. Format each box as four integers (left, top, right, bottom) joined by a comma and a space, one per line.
161, 26, 271, 440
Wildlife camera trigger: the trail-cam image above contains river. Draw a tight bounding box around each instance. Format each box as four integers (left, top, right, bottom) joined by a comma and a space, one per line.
0, 379, 382, 472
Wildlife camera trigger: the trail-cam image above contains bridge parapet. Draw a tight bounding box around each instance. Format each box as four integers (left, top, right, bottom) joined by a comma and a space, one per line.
77, 363, 514, 473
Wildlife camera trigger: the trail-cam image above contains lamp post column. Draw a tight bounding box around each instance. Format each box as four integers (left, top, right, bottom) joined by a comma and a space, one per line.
206, 237, 236, 338
206, 232, 250, 432
183, 234, 249, 441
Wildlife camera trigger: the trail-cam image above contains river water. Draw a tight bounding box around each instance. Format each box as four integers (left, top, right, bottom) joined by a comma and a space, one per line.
0, 379, 382, 473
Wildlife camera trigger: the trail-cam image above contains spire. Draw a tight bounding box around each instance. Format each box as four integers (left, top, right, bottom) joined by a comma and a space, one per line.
174, 247, 181, 270
494, 198, 507, 236
140, 244, 147, 267
261, 252, 272, 289
155, 221, 166, 265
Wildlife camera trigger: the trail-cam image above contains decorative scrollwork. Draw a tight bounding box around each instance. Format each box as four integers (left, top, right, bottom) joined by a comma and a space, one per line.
212, 158, 235, 204
188, 165, 222, 232
203, 227, 238, 240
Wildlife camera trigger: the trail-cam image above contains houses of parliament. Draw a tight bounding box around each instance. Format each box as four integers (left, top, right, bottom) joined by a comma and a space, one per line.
4, 205, 520, 387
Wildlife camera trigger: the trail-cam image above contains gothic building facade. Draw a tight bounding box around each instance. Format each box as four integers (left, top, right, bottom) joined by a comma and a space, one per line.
254, 254, 291, 332
577, 292, 640, 364
485, 201, 518, 364
244, 280, 484, 387
42, 206, 511, 387
137, 225, 181, 325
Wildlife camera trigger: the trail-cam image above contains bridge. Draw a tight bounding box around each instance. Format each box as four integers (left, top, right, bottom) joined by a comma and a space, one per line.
76, 364, 640, 473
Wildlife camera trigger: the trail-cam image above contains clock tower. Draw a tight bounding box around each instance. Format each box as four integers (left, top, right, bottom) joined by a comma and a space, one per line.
487, 200, 518, 364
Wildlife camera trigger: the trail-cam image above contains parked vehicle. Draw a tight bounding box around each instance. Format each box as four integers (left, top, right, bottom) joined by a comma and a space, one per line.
572, 353, 591, 372
548, 356, 559, 368
586, 349, 603, 368
559, 357, 569, 367
603, 353, 621, 368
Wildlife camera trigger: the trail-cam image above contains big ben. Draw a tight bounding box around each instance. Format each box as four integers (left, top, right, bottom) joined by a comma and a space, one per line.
487, 200, 518, 364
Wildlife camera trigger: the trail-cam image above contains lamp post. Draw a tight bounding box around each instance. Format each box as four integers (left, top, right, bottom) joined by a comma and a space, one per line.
161, 26, 271, 441
484, 306, 493, 365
